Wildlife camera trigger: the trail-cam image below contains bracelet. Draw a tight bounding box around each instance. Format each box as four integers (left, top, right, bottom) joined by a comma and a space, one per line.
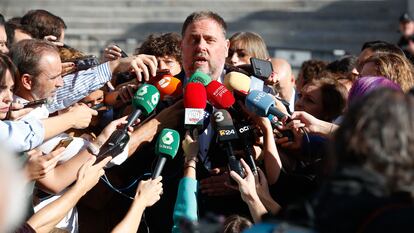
184, 165, 196, 170
329, 123, 334, 135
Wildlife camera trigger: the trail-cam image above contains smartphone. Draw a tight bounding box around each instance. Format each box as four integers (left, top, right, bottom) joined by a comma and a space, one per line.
120, 50, 128, 58
117, 69, 171, 82
90, 102, 105, 110
67, 55, 100, 71
52, 137, 73, 151
250, 57, 273, 81
113, 44, 128, 58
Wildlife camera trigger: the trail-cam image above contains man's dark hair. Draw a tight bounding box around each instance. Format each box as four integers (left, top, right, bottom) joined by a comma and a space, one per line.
361, 40, 404, 56
181, 11, 227, 36
326, 55, 357, 74
311, 75, 348, 122
299, 59, 327, 86
136, 33, 182, 64
9, 39, 58, 78
4, 17, 31, 46
20, 9, 67, 39
222, 215, 252, 233
0, 13, 5, 25
0, 53, 18, 87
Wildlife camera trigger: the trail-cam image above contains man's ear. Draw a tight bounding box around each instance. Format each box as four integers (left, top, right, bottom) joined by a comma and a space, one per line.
21, 74, 33, 91
224, 39, 230, 58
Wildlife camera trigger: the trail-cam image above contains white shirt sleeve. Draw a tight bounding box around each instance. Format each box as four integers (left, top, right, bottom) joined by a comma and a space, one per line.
0, 118, 45, 152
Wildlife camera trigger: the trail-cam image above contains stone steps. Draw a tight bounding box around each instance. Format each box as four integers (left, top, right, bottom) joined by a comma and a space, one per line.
0, 0, 405, 55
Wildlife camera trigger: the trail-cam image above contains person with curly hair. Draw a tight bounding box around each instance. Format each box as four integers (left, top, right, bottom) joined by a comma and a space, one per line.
296, 59, 328, 93
103, 33, 183, 77
136, 32, 183, 77
359, 52, 414, 92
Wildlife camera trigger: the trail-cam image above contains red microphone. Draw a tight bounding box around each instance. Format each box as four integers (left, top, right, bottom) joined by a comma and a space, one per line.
205, 80, 235, 109
184, 82, 207, 129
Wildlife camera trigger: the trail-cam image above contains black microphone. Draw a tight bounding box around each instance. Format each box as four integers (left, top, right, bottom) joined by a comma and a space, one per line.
213, 109, 245, 179
235, 122, 258, 175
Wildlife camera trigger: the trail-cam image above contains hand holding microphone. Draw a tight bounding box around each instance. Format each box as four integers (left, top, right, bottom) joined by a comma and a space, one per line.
182, 129, 199, 163
95, 84, 160, 164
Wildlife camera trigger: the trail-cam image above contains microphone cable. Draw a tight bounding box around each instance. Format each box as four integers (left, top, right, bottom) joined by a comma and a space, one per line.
100, 172, 151, 200
100, 172, 152, 233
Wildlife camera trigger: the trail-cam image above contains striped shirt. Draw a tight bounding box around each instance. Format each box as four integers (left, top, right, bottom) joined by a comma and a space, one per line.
47, 62, 112, 113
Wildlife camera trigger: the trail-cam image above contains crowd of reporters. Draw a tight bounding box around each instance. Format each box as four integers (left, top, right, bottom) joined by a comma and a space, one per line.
1, 8, 414, 233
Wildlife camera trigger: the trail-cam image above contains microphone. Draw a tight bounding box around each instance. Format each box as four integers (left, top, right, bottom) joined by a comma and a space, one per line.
213, 109, 245, 178
245, 90, 288, 120
152, 128, 180, 178
22, 97, 54, 108
154, 74, 183, 100
235, 122, 258, 175
95, 84, 160, 163
188, 70, 211, 86
205, 80, 235, 109
224, 72, 251, 95
184, 82, 207, 131
245, 90, 294, 140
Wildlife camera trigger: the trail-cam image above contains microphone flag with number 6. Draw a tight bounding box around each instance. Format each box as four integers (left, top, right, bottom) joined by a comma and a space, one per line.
152, 128, 180, 178
95, 84, 160, 164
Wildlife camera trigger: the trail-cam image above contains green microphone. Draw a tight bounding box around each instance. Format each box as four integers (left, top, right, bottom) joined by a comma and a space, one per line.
152, 128, 180, 178
126, 84, 160, 127
95, 84, 160, 164
188, 70, 212, 86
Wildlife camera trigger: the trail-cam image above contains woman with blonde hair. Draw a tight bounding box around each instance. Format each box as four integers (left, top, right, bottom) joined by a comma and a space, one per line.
227, 31, 269, 66
359, 52, 414, 92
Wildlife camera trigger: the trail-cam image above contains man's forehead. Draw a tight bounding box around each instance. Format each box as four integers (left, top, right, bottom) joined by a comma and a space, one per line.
185, 19, 225, 37
0, 26, 7, 40
37, 53, 62, 75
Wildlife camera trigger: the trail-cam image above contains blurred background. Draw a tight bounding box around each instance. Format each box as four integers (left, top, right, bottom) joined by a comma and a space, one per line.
1, 0, 410, 70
